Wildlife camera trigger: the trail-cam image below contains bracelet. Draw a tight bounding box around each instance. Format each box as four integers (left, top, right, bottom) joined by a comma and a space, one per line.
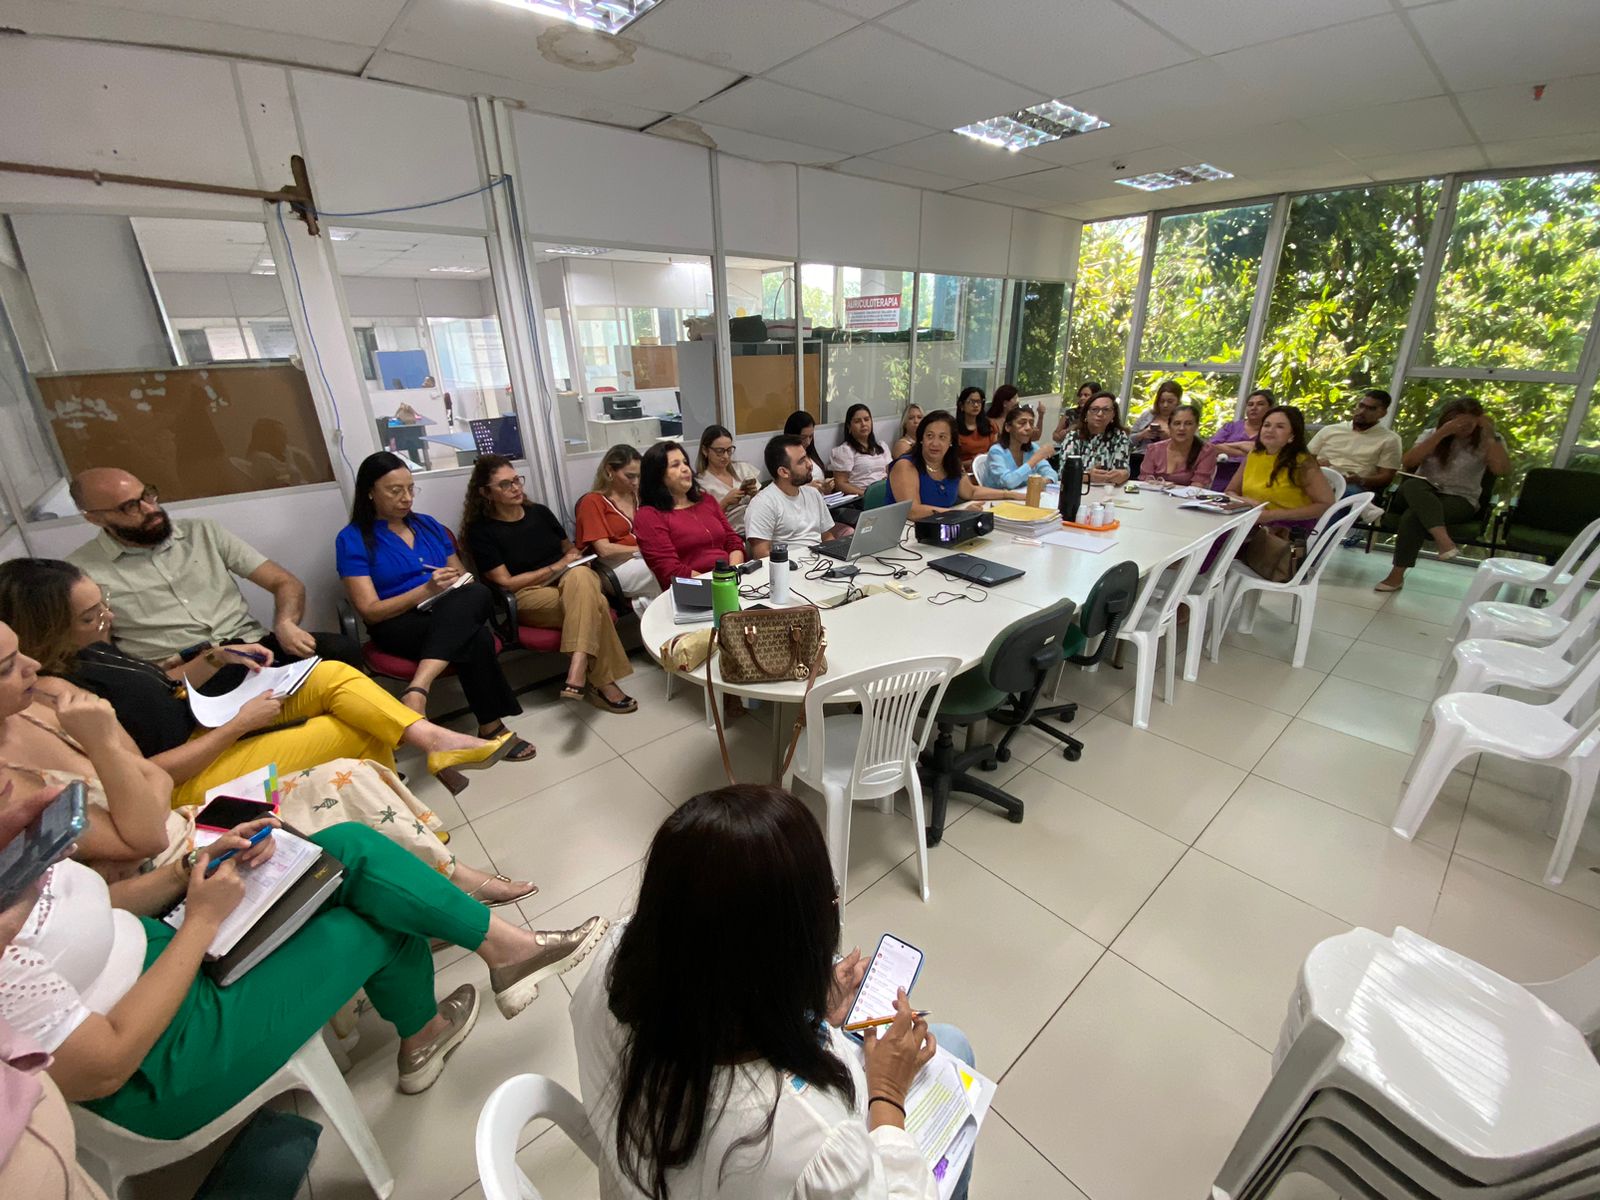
868, 1096, 906, 1117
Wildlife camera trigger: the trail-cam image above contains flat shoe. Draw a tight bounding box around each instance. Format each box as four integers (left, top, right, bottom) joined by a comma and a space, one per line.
397, 984, 479, 1094
1374, 581, 1402, 593
1438, 547, 1461, 562
467, 872, 539, 908
488, 916, 609, 1019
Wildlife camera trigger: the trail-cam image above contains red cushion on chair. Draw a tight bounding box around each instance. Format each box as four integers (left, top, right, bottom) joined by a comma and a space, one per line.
361, 634, 508, 681
515, 626, 562, 653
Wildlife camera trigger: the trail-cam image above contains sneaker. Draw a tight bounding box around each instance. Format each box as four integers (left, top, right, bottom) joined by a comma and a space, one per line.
397, 984, 480, 1094
488, 916, 609, 1018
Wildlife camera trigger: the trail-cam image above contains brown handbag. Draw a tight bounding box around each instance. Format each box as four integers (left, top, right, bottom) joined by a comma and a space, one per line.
704, 605, 828, 783
1241, 525, 1307, 583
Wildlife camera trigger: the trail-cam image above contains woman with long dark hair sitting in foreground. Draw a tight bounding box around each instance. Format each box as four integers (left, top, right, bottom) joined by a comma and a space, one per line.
571, 784, 976, 1199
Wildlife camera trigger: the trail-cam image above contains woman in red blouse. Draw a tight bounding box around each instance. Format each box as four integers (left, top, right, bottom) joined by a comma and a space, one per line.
634, 442, 747, 588
574, 444, 662, 613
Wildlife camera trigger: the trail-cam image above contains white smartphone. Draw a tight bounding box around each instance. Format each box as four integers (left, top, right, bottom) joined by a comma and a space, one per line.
844, 933, 924, 1040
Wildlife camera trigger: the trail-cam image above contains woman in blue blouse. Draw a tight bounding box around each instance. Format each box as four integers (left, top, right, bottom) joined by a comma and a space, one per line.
983, 406, 1061, 490
336, 453, 534, 761
888, 410, 1023, 520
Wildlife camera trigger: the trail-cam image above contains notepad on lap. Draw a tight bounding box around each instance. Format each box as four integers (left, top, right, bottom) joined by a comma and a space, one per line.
908, 1048, 994, 1200
416, 571, 474, 611
186, 657, 321, 728
164, 827, 344, 985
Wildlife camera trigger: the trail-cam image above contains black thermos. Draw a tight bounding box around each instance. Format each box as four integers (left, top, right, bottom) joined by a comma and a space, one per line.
1059, 456, 1085, 522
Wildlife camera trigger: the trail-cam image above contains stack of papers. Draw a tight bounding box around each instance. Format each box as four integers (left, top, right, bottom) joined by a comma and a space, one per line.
1179, 496, 1256, 515
164, 828, 322, 957
989, 503, 1060, 538
906, 1047, 996, 1199
187, 657, 320, 729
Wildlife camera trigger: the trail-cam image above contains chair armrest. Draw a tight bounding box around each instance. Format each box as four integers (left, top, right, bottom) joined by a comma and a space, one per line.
587, 560, 625, 613
480, 581, 521, 647
336, 598, 360, 642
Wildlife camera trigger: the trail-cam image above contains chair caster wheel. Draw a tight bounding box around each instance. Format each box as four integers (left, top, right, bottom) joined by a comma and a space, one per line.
994, 747, 1012, 763
1063, 745, 1082, 762
979, 757, 998, 772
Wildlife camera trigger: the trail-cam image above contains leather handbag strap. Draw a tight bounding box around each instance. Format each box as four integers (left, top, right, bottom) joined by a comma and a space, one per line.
706, 628, 828, 784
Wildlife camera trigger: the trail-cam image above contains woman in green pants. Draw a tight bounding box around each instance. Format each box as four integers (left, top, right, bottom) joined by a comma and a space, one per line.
1375, 396, 1509, 593
0, 809, 606, 1138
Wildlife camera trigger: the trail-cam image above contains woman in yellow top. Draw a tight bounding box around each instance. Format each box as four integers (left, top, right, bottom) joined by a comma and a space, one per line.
1224, 404, 1334, 529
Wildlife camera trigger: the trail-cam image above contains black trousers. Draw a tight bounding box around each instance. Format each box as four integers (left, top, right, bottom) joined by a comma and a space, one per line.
366, 582, 521, 726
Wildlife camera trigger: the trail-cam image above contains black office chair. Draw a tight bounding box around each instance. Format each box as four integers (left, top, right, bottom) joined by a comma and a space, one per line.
918, 598, 1077, 844
1028, 560, 1140, 761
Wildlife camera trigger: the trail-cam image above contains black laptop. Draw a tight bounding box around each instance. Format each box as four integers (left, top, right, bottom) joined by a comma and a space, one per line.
927, 552, 1025, 587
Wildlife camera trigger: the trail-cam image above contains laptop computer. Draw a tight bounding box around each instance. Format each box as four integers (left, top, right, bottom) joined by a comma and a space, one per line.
814, 500, 912, 562
927, 552, 1025, 587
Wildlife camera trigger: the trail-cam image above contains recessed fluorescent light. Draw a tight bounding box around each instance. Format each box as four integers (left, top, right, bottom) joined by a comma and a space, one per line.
428, 265, 482, 274
1115, 163, 1235, 191
542, 245, 607, 256
955, 99, 1109, 151
328, 229, 358, 242
488, 0, 662, 35
250, 257, 276, 276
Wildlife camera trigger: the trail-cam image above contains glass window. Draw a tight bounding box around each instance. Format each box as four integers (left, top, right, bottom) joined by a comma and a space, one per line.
1065, 217, 1145, 400
1130, 369, 1241, 438
0, 213, 332, 512
1140, 203, 1273, 366
1009, 279, 1071, 397
537, 244, 717, 455
1258, 181, 1442, 426
335, 229, 522, 472
914, 272, 1003, 408
1394, 378, 1573, 494
1422, 172, 1600, 373
803, 263, 914, 424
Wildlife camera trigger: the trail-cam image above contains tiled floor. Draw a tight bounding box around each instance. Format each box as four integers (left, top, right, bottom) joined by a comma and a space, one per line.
134, 549, 1600, 1200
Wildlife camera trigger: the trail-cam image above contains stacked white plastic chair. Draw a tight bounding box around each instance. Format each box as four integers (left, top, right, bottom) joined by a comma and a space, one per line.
1451, 515, 1600, 637
1456, 537, 1600, 649
1213, 926, 1600, 1200
1219, 490, 1370, 669
1394, 634, 1600, 885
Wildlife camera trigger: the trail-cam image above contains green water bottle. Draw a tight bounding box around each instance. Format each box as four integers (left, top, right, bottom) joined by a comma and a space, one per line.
711, 560, 741, 627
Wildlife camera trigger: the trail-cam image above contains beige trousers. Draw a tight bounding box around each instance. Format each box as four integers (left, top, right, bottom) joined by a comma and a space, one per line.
514, 566, 633, 688
0, 1074, 109, 1200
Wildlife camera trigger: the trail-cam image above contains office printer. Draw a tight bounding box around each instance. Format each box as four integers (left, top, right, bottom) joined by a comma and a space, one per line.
602, 393, 643, 419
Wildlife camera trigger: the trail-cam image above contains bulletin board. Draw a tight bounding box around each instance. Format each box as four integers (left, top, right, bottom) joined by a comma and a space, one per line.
36, 362, 336, 502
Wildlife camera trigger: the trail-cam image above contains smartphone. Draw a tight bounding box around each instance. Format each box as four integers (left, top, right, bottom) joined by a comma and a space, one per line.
195, 795, 277, 833
0, 780, 87, 909
844, 933, 925, 1040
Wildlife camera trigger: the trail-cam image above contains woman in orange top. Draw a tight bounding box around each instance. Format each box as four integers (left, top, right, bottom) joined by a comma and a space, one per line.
954, 386, 994, 465
574, 444, 662, 615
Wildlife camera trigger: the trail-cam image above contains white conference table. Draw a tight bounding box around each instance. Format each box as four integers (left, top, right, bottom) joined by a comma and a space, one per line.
638, 482, 1233, 778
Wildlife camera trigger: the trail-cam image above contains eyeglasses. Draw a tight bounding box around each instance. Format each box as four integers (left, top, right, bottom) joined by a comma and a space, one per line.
85, 486, 159, 517
77, 590, 113, 626
491, 476, 526, 492
707, 444, 734, 456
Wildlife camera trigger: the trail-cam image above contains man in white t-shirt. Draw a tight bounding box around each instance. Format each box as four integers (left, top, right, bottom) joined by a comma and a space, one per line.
745, 435, 838, 559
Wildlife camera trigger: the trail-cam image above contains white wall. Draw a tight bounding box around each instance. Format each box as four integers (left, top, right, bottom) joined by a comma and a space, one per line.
565, 259, 715, 309
341, 277, 497, 319
153, 272, 288, 319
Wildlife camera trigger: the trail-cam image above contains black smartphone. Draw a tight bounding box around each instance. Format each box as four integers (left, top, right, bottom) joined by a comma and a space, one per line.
0, 780, 88, 909
844, 932, 925, 1041
195, 795, 277, 833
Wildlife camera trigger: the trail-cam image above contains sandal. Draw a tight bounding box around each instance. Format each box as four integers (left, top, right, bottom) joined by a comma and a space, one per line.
466, 873, 540, 908
585, 687, 638, 715
479, 723, 537, 762
559, 683, 585, 702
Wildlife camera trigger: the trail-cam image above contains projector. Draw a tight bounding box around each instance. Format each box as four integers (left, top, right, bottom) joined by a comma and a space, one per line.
913, 509, 992, 548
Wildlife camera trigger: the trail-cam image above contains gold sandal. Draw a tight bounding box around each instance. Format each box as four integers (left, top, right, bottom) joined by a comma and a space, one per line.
467, 873, 539, 908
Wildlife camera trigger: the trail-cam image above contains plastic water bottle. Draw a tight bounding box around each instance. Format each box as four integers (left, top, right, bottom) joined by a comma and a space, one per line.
711, 560, 741, 627
769, 544, 790, 605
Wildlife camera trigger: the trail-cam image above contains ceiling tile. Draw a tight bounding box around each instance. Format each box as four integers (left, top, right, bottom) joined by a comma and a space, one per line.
1353, 145, 1490, 181
1408, 0, 1600, 91
878, 0, 1193, 96
1015, 144, 1192, 196
833, 157, 971, 191
57, 0, 405, 46
1211, 15, 1439, 118
1, 0, 375, 71
386, 0, 740, 113
949, 183, 1065, 211
1062, 60, 1278, 143
1120, 0, 1389, 56
814, 0, 906, 15
1455, 73, 1600, 144
1480, 132, 1600, 170
1302, 96, 1476, 160
364, 53, 667, 129
687, 122, 848, 165
982, 164, 1133, 205
685, 79, 937, 156
1020, 123, 1169, 168
623, 0, 860, 74
1057, 195, 1147, 220
766, 25, 1045, 128
1179, 121, 1351, 175
867, 132, 1058, 183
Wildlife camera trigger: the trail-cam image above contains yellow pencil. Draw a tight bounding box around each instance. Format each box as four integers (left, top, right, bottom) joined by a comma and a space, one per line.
843, 1010, 930, 1033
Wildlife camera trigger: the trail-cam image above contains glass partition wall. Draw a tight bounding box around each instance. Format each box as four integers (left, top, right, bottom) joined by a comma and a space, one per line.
1069, 167, 1600, 492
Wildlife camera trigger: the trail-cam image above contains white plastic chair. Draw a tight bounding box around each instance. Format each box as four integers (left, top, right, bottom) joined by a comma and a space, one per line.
1219, 490, 1370, 669
1214, 926, 1600, 1200
476, 1074, 600, 1200
784, 656, 959, 917
1320, 466, 1348, 499
1116, 535, 1214, 728
1451, 515, 1600, 636
1458, 537, 1600, 649
73, 1033, 394, 1200
1394, 641, 1600, 885
970, 455, 992, 488
1174, 503, 1263, 681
